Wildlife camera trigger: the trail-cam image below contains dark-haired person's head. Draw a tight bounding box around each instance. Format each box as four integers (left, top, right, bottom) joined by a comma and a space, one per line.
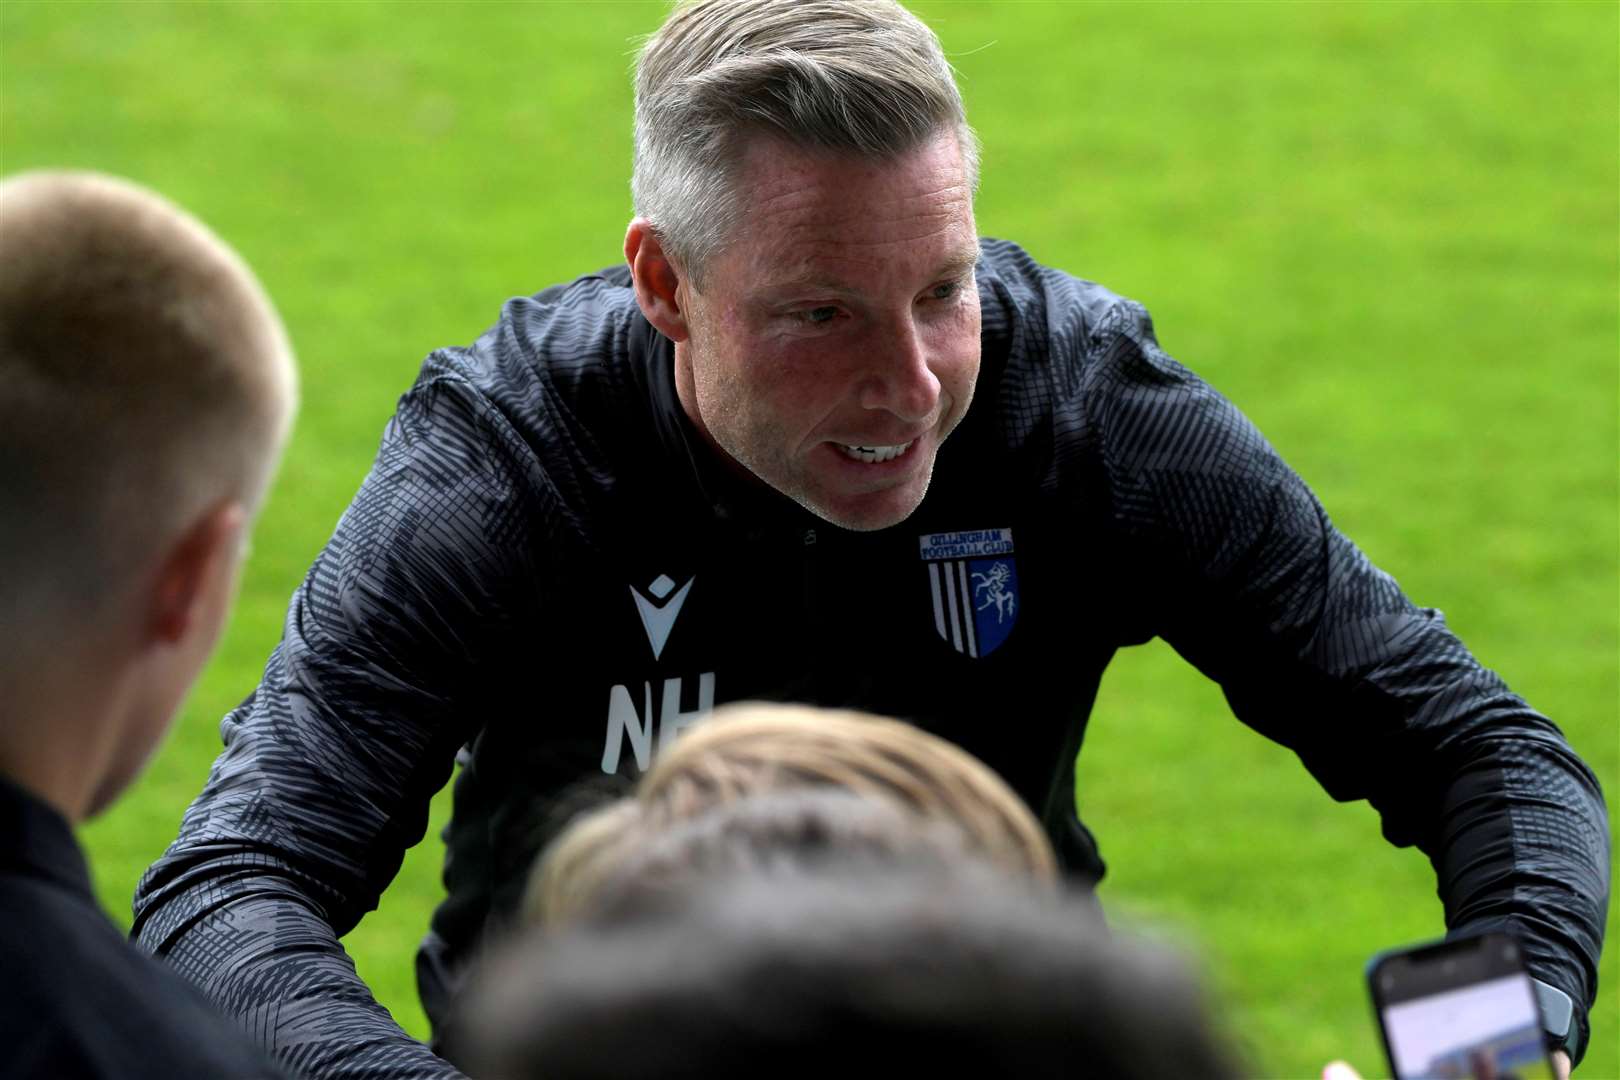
463, 855, 1244, 1079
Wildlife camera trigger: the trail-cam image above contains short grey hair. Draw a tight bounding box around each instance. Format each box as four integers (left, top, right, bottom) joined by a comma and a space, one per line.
632, 0, 979, 285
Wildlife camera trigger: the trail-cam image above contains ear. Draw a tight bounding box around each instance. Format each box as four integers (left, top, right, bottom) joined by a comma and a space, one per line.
149, 501, 248, 645
625, 218, 691, 343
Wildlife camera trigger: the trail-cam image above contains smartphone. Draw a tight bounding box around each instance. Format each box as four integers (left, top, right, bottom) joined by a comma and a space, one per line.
1368, 932, 1554, 1080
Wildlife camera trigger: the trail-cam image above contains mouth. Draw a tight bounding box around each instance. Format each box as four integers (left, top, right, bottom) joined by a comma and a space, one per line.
835, 440, 915, 465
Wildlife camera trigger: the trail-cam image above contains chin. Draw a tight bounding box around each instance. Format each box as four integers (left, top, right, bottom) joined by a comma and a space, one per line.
800, 480, 931, 533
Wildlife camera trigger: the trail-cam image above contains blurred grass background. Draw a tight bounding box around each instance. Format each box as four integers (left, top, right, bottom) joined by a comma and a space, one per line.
2, 2, 1614, 1076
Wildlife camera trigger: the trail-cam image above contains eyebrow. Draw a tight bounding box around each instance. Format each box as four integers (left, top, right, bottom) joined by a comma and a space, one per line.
932, 247, 984, 281
758, 246, 982, 300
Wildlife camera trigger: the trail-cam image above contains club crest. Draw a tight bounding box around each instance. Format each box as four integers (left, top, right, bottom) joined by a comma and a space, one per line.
918, 528, 1018, 658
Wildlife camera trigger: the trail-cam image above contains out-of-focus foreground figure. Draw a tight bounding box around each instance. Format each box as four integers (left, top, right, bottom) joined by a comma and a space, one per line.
463, 850, 1244, 1079
0, 171, 296, 1079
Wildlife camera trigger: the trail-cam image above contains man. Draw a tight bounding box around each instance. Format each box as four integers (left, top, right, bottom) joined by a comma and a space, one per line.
133, 2, 1608, 1077
0, 171, 296, 1077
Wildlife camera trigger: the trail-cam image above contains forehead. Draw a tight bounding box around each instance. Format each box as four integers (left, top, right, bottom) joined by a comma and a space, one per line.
720, 131, 978, 290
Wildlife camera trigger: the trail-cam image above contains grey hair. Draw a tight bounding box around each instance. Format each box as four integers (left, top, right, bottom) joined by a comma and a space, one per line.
632, 0, 979, 286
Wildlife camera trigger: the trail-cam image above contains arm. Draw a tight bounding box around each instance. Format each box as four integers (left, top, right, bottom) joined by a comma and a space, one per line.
134, 360, 548, 1079
1084, 301, 1609, 1065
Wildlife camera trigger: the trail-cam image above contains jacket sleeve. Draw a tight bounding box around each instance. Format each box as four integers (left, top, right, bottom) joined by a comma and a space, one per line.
1081, 300, 1609, 1063
132, 362, 548, 1079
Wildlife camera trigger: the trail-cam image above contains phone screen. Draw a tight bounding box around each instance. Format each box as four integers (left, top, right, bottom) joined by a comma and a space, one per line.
1370, 934, 1553, 1080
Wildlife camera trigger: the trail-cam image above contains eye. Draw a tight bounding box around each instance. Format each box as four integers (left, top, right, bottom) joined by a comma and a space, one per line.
798, 305, 839, 325
926, 281, 961, 302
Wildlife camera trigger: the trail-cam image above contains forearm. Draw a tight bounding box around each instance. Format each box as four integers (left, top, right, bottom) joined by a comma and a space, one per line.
1251, 595, 1610, 1060
1424, 712, 1608, 1063
138, 884, 465, 1080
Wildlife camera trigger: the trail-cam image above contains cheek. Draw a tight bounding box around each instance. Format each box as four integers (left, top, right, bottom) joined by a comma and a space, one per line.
742, 333, 842, 397
698, 332, 820, 436
929, 304, 982, 393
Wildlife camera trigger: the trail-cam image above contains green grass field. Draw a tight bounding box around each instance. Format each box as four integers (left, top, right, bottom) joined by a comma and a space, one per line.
3, 2, 1615, 1076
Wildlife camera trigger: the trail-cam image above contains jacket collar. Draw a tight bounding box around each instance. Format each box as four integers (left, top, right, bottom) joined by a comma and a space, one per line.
0, 772, 94, 901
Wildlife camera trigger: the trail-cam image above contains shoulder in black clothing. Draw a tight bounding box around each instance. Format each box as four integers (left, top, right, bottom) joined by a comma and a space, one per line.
0, 778, 286, 1080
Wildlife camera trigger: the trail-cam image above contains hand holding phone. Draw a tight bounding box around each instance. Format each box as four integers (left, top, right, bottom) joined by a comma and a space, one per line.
1322, 1053, 1571, 1080
1367, 933, 1556, 1080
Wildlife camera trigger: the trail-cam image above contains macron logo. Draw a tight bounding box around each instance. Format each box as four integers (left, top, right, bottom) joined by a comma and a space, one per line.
630, 573, 694, 661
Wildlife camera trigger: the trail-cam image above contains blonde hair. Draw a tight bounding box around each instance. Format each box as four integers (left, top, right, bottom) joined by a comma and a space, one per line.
527, 702, 1057, 924
0, 171, 296, 639
632, 0, 978, 284
525, 797, 645, 931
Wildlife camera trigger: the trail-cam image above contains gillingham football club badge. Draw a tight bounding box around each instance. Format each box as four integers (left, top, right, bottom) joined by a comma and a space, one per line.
919, 528, 1019, 658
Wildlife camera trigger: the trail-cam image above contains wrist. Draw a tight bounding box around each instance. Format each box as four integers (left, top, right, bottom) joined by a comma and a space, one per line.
1532, 978, 1581, 1066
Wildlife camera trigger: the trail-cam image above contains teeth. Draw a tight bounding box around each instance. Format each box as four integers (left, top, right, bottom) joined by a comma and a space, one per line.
838, 441, 912, 464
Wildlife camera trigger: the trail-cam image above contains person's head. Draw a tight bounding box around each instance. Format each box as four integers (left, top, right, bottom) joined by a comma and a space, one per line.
625, 0, 982, 531
642, 702, 1055, 874
526, 701, 1057, 923
463, 865, 1246, 1080
525, 795, 645, 927
0, 170, 296, 819
526, 785, 987, 927
583, 789, 987, 921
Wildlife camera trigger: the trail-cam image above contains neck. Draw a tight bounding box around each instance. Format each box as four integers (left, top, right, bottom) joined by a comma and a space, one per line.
0, 645, 137, 824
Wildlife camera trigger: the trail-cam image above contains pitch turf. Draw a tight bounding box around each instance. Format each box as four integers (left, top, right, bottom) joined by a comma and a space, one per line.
3, 2, 1615, 1075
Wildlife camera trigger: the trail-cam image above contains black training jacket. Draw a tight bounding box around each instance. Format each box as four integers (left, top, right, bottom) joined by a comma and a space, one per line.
133, 239, 1609, 1078
0, 775, 288, 1080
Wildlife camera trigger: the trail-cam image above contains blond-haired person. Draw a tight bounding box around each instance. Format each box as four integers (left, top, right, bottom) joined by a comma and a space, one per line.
0, 172, 295, 1079
526, 702, 1059, 924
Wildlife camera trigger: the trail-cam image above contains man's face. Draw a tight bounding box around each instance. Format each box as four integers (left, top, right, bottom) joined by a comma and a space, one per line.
672, 130, 981, 532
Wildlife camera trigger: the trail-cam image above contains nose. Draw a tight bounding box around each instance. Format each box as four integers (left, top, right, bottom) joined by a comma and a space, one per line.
857, 315, 941, 423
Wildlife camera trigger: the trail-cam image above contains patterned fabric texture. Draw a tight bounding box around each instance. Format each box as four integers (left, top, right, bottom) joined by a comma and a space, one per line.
133, 240, 1609, 1078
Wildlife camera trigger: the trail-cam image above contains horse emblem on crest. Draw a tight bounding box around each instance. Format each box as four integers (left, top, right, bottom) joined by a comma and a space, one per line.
918, 528, 1019, 658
